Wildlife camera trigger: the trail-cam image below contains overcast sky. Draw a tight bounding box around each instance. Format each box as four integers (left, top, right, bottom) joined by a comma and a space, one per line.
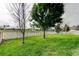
0, 3, 33, 28
62, 3, 79, 26
0, 3, 79, 28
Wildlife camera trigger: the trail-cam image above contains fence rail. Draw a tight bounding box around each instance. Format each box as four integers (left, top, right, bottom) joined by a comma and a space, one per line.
0, 30, 79, 40
1, 31, 55, 39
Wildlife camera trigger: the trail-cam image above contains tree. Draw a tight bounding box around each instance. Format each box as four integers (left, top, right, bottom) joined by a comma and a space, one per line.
55, 23, 61, 33
8, 3, 31, 44
31, 3, 64, 38
64, 24, 70, 32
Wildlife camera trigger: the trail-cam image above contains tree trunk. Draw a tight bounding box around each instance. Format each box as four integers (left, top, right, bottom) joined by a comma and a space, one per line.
22, 32, 25, 44
43, 28, 46, 39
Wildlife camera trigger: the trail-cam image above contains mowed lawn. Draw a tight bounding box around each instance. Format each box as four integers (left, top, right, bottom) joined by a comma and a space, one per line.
0, 34, 79, 56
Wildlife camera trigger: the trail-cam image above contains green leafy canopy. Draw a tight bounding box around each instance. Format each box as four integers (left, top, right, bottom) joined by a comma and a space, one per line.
31, 3, 64, 30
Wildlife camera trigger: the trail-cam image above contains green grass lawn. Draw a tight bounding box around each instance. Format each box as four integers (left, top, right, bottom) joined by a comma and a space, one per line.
0, 34, 79, 56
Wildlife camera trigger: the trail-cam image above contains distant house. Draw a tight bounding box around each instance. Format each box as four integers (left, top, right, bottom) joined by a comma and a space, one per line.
76, 25, 79, 30
48, 27, 55, 31
70, 25, 79, 30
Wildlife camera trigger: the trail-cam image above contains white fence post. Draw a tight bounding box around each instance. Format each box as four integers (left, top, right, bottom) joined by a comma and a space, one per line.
0, 32, 3, 44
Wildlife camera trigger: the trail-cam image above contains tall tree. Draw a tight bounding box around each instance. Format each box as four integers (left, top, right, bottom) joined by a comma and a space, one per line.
64, 24, 70, 32
55, 23, 61, 33
31, 3, 64, 38
8, 3, 31, 44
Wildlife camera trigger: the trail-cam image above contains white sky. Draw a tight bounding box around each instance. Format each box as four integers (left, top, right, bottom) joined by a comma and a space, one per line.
62, 3, 79, 26
0, 3, 79, 28
0, 3, 14, 27
0, 3, 33, 28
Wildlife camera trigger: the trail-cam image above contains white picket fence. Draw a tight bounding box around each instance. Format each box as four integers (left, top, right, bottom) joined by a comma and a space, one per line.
0, 30, 79, 40
0, 32, 3, 43
0, 31, 54, 40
